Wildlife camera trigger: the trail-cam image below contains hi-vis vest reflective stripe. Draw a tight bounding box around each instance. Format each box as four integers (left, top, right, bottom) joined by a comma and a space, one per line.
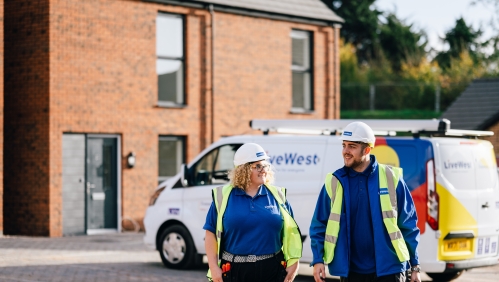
207, 184, 302, 279
323, 164, 410, 264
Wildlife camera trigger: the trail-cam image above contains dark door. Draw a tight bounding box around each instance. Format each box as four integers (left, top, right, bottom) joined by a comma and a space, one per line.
86, 137, 118, 230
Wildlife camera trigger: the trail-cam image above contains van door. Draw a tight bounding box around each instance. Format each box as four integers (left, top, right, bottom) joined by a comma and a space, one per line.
437, 140, 478, 260
182, 143, 242, 254
472, 141, 499, 259
259, 137, 329, 262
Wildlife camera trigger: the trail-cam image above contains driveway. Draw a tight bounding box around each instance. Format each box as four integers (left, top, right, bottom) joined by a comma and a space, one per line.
0, 233, 497, 281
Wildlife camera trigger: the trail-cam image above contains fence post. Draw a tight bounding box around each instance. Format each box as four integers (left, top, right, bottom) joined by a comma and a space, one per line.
369, 84, 375, 111
435, 84, 440, 113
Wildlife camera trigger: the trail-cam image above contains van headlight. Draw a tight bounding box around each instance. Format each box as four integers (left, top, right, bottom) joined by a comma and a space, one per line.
149, 187, 166, 206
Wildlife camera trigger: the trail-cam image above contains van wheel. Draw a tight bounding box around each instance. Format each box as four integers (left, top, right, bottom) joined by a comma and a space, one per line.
158, 225, 197, 269
426, 271, 463, 281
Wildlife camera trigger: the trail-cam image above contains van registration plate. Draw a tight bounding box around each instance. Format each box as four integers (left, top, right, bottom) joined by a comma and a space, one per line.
444, 239, 471, 252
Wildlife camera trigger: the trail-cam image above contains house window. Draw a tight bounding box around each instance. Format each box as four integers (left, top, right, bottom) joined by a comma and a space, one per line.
157, 13, 184, 106
291, 30, 313, 112
158, 136, 185, 184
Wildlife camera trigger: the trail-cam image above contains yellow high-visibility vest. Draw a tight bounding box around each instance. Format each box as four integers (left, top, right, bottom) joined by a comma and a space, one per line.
323, 164, 410, 263
207, 184, 302, 280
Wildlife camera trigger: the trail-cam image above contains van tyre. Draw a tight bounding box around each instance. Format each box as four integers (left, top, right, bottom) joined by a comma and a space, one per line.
158, 225, 198, 269
426, 271, 463, 281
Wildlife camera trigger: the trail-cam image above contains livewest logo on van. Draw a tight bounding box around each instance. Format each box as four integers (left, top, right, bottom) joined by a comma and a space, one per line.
268, 153, 320, 166
443, 160, 472, 170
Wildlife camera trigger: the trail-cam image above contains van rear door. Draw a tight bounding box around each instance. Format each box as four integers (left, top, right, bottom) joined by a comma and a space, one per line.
472, 141, 499, 259
436, 139, 499, 260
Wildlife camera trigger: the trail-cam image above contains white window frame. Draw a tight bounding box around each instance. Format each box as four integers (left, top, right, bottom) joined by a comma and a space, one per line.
158, 136, 185, 184
291, 30, 313, 113
156, 13, 185, 107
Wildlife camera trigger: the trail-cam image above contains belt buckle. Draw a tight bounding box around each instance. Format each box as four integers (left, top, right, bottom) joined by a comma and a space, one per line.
247, 255, 257, 262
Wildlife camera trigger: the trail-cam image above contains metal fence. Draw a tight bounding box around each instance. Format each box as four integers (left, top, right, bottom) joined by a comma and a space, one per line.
341, 82, 468, 112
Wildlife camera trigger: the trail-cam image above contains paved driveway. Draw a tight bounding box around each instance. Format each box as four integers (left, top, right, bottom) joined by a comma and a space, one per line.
0, 233, 498, 281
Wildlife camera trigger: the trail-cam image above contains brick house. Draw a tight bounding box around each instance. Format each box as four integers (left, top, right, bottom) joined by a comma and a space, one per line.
2, 0, 342, 236
441, 78, 499, 164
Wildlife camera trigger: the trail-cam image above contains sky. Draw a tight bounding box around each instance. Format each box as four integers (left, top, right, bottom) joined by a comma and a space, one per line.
375, 0, 498, 53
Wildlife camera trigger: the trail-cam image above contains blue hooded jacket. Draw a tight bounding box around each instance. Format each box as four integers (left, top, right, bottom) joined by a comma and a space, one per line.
309, 155, 420, 277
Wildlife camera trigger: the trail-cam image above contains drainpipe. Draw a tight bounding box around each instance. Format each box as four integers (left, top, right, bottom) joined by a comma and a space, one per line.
209, 4, 215, 144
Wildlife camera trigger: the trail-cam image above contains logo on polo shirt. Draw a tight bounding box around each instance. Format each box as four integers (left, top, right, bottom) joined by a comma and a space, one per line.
379, 188, 389, 195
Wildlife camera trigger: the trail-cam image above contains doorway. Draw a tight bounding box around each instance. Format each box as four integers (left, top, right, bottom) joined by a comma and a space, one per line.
62, 134, 121, 235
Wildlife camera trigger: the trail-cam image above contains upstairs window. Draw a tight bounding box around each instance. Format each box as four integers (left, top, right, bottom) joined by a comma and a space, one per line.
157, 13, 185, 106
291, 30, 313, 112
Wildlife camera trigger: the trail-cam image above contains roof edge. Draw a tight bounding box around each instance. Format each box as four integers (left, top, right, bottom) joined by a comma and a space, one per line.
144, 0, 344, 25
479, 111, 499, 130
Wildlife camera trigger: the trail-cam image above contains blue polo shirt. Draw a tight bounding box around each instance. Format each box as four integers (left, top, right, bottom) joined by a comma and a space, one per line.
203, 185, 294, 256
348, 158, 376, 274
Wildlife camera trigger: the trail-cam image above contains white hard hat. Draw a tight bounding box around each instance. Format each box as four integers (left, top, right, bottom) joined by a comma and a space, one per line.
341, 121, 375, 147
233, 143, 270, 166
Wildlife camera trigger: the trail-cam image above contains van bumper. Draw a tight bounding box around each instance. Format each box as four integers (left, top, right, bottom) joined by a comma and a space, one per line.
444, 256, 499, 272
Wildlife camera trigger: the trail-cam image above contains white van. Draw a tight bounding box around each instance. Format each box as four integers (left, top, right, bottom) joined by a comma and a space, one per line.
143, 119, 499, 281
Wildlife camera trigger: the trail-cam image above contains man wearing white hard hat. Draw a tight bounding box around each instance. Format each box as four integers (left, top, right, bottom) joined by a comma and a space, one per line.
309, 122, 421, 282
204, 143, 302, 282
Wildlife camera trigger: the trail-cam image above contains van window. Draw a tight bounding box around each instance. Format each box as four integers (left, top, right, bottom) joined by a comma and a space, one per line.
190, 144, 242, 186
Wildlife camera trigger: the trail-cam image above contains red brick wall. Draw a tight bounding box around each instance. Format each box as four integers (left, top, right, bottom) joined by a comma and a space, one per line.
484, 120, 499, 166
0, 0, 3, 233
4, 0, 50, 236
212, 13, 339, 137
5, 0, 340, 236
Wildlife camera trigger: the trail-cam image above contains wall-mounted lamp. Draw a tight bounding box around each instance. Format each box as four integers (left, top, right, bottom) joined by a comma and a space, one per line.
127, 152, 136, 168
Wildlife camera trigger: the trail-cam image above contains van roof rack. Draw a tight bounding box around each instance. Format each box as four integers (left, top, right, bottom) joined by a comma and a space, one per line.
249, 119, 494, 137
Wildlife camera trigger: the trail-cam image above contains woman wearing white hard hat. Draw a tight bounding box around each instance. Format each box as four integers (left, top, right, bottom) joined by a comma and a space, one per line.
204, 143, 302, 282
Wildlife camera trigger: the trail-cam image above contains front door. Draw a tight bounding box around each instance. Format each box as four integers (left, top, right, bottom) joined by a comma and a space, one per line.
86, 137, 118, 233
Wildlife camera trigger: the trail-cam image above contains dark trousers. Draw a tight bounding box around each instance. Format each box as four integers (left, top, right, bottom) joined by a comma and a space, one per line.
221, 252, 286, 282
340, 272, 406, 282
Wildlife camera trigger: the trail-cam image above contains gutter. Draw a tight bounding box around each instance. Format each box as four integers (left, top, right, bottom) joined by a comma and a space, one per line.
144, 0, 344, 26
209, 4, 215, 143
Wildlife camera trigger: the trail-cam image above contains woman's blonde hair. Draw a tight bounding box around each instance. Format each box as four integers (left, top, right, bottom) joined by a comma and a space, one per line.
228, 162, 275, 190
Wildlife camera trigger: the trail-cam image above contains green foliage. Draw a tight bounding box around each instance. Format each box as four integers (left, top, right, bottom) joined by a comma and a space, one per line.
434, 18, 483, 69
334, 1, 499, 114
330, 0, 382, 62
379, 14, 427, 71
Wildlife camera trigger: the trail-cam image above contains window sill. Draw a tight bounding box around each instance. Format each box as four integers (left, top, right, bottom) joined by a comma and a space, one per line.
289, 108, 315, 114
156, 101, 187, 109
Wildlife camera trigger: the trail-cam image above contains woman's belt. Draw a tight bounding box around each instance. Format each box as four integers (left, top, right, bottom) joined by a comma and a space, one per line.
221, 250, 281, 263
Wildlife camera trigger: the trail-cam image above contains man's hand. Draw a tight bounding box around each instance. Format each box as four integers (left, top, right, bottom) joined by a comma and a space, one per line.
283, 261, 299, 282
410, 271, 421, 282
313, 263, 326, 282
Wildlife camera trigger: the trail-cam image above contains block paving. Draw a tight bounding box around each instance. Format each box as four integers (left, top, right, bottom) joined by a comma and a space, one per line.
1, 232, 499, 281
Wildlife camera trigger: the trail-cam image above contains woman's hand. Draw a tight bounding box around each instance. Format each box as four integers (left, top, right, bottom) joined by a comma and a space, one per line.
283, 261, 299, 282
209, 266, 223, 282
205, 230, 223, 282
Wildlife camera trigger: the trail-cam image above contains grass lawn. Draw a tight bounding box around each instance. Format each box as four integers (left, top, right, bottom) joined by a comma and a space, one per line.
341, 110, 442, 119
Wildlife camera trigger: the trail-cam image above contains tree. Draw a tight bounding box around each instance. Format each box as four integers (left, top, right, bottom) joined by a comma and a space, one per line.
327, 0, 382, 63
378, 14, 427, 71
434, 18, 483, 69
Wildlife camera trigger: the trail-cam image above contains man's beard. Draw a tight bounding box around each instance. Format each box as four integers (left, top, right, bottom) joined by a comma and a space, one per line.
344, 155, 365, 171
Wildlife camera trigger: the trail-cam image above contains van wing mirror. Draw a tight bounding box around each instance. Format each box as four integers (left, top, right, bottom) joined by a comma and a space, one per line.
180, 164, 190, 187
